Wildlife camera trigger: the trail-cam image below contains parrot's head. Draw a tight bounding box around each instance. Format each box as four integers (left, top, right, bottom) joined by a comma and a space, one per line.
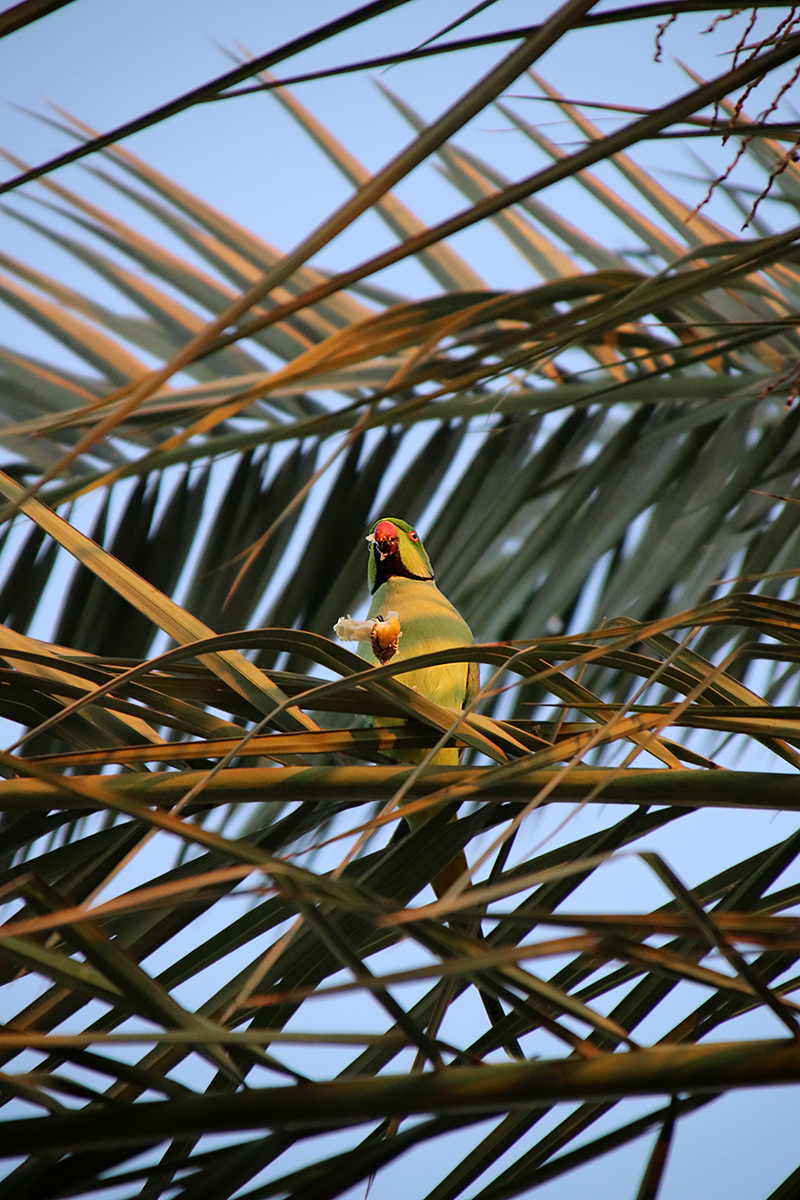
366, 517, 435, 593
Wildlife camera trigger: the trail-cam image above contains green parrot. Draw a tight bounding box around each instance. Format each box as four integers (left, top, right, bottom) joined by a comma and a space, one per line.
360, 517, 478, 745
359, 517, 478, 895
357, 520, 518, 1043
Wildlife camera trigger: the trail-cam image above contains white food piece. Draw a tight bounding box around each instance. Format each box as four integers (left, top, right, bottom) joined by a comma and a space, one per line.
334, 611, 401, 645
334, 615, 375, 642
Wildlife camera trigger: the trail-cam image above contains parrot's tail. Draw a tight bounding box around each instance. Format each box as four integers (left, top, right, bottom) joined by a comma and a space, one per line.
431, 848, 468, 901
432, 854, 525, 1061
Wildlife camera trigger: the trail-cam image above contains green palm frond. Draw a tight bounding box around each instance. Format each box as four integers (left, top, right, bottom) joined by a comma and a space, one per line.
4, 4, 800, 1197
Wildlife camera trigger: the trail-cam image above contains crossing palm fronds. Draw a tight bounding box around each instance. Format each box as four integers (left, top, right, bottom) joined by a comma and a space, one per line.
3, 4, 800, 1198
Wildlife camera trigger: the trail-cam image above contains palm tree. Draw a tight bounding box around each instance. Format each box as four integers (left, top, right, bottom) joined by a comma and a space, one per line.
2, 2, 800, 1196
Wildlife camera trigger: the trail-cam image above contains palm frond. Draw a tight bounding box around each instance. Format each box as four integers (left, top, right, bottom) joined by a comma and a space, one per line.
4, 4, 800, 1196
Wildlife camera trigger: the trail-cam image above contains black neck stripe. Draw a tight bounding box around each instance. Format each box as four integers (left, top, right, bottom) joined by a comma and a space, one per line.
371, 549, 434, 593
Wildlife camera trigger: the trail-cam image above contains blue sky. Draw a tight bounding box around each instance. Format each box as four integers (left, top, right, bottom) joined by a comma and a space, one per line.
4, 0, 792, 294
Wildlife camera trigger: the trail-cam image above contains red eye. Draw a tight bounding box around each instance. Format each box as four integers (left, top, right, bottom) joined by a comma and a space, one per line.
409, 530, 419, 542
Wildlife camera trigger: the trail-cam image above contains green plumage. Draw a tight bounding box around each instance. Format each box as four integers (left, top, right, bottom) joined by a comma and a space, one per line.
359, 516, 477, 898
360, 517, 478, 764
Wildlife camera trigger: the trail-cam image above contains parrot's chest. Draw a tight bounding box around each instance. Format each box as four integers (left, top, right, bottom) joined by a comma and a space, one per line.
360, 577, 473, 709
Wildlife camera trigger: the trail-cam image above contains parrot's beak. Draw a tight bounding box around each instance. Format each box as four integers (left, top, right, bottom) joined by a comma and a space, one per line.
367, 519, 400, 561
366, 530, 398, 561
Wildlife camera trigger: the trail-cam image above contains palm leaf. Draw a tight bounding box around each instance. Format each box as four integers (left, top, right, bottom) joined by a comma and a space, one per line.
4, 4, 800, 1197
